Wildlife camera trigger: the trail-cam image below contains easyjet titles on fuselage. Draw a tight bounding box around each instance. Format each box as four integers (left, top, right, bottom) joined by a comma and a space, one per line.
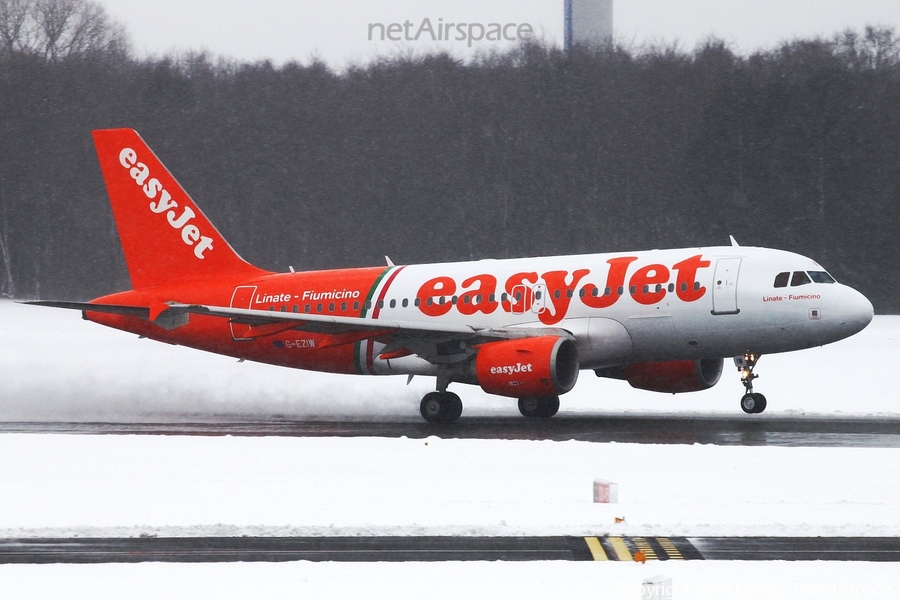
246, 255, 712, 325
413, 254, 711, 325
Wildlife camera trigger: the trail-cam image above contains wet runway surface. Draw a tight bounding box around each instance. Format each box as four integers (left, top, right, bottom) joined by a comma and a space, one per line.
2, 413, 900, 447
0, 536, 896, 563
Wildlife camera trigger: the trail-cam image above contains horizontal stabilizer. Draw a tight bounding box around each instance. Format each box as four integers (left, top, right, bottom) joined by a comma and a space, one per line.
22, 300, 188, 330
22, 300, 150, 318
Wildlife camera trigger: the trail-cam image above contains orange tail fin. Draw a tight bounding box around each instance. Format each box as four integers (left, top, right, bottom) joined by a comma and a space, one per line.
92, 128, 268, 290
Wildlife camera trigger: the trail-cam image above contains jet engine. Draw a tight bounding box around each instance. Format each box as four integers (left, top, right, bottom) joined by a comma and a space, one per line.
474, 336, 579, 398
598, 358, 724, 393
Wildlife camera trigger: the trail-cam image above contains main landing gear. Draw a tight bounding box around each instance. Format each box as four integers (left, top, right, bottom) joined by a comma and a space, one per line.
420, 391, 463, 424
735, 351, 767, 414
518, 396, 560, 418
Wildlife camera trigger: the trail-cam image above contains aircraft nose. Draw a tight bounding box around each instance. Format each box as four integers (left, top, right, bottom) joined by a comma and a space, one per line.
840, 286, 874, 335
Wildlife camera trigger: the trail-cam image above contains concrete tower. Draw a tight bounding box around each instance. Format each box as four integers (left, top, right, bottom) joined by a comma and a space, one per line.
564, 0, 613, 50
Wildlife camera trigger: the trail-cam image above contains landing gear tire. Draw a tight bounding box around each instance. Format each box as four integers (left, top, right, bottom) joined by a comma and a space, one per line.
736, 352, 767, 414
740, 392, 767, 414
518, 396, 560, 418
444, 393, 463, 422
420, 391, 463, 424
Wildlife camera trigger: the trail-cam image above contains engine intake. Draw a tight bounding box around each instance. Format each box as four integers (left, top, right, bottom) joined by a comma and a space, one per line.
474, 336, 579, 398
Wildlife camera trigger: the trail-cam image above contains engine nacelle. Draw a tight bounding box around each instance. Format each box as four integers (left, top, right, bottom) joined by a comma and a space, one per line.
474, 336, 579, 398
622, 358, 724, 393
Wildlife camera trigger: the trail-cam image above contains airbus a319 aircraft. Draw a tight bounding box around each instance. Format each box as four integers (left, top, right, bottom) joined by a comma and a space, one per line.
31, 129, 874, 422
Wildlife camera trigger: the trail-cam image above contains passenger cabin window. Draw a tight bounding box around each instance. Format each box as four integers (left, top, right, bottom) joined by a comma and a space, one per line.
774, 272, 790, 288
808, 271, 836, 284
791, 271, 812, 287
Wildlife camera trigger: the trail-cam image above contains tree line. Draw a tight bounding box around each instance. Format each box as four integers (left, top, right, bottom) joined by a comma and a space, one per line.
1, 1, 899, 310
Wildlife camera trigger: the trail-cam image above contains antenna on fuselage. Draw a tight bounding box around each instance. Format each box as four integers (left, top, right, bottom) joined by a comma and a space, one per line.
729, 235, 740, 247
385, 256, 395, 266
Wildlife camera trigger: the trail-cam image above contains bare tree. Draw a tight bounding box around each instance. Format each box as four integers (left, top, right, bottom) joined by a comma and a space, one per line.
0, 0, 35, 55
0, 0, 128, 60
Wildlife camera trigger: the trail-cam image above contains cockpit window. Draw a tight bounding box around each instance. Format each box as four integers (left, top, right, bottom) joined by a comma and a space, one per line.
773, 272, 789, 288
790, 271, 812, 286
808, 271, 836, 284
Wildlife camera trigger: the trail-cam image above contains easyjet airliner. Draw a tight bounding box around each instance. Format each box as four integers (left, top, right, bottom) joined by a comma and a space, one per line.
29, 129, 874, 422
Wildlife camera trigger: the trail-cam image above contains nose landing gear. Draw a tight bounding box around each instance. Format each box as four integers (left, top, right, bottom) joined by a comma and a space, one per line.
735, 352, 767, 414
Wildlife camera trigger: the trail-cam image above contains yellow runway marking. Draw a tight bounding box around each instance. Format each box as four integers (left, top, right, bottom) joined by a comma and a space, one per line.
632, 537, 658, 560
584, 537, 608, 561
608, 536, 633, 561
657, 537, 684, 560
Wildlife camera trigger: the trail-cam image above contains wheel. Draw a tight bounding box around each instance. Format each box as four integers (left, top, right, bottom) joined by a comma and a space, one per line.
540, 396, 560, 418
420, 392, 445, 422
518, 396, 560, 418
444, 392, 463, 422
740, 393, 757, 414
420, 392, 463, 424
752, 393, 767, 413
740, 392, 767, 414
519, 397, 541, 417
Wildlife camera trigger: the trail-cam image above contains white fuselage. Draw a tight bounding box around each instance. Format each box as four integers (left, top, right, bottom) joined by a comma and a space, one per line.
356, 246, 873, 376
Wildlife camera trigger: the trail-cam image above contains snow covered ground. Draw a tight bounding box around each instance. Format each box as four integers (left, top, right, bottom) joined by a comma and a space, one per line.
1, 301, 899, 598
2, 561, 897, 600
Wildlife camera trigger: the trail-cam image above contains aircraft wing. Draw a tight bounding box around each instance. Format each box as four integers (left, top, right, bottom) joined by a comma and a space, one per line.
176, 303, 573, 364
24, 300, 572, 364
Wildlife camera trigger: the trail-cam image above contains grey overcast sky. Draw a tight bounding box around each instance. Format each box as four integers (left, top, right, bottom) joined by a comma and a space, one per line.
100, 0, 900, 67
